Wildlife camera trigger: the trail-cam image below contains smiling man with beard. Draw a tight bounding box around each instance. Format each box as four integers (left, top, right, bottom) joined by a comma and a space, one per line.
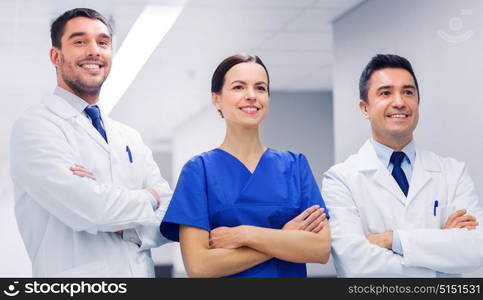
10, 8, 172, 277
322, 54, 483, 277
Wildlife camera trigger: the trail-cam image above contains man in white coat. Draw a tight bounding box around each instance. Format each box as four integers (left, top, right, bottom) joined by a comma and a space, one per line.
322, 54, 483, 277
10, 8, 172, 277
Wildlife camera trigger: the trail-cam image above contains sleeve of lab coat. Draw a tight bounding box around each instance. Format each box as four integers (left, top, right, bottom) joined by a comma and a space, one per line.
398, 163, 483, 274
10, 114, 157, 235
125, 140, 173, 250
322, 165, 434, 277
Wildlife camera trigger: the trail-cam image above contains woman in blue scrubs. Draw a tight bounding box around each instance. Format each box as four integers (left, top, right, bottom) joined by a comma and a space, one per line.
160, 54, 331, 277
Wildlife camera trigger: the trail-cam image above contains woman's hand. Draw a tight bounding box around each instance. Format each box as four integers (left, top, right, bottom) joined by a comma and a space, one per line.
282, 205, 327, 233
209, 226, 248, 249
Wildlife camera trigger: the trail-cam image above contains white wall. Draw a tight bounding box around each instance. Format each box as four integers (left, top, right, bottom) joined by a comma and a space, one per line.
262, 91, 334, 188
333, 0, 483, 276
1, 173, 31, 277
171, 90, 335, 277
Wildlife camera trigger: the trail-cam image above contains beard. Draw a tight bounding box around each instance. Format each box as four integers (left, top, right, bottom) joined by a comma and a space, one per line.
59, 53, 109, 98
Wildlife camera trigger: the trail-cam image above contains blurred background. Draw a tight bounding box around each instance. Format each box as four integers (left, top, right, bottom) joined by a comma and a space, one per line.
1, 0, 482, 277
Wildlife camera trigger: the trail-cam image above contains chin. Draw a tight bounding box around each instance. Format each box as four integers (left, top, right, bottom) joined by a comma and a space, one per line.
84, 79, 105, 89
240, 120, 262, 128
388, 131, 413, 141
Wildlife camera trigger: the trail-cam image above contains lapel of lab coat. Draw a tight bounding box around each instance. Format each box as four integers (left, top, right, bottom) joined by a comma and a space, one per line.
102, 115, 124, 162
406, 148, 440, 206
44, 94, 110, 153
355, 139, 406, 206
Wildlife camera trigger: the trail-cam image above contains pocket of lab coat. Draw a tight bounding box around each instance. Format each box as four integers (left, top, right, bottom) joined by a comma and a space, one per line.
54, 261, 110, 277
425, 202, 447, 229
119, 150, 145, 189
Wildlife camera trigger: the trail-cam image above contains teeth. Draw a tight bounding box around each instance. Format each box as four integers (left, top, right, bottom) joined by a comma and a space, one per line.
389, 114, 407, 118
82, 64, 100, 69
241, 107, 257, 112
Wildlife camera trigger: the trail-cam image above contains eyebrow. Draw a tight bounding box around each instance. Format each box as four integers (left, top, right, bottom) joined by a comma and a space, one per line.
67, 32, 112, 40
376, 84, 416, 92
231, 80, 267, 85
67, 32, 86, 40
402, 85, 416, 90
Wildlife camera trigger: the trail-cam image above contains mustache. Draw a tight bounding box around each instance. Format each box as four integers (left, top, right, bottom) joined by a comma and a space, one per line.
77, 58, 106, 66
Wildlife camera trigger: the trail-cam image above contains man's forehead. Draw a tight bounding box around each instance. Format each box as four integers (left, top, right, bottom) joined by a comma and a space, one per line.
63, 17, 111, 38
370, 68, 415, 87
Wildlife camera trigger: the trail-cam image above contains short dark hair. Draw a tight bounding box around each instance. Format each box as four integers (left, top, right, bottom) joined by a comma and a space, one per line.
211, 53, 270, 95
359, 54, 419, 102
50, 8, 112, 48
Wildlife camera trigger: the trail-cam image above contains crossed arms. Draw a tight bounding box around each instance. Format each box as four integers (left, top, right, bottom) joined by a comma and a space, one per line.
10, 116, 170, 243
180, 205, 331, 277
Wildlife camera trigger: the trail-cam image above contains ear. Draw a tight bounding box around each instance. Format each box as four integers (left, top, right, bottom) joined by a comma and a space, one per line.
359, 99, 369, 119
211, 92, 221, 110
49, 47, 61, 67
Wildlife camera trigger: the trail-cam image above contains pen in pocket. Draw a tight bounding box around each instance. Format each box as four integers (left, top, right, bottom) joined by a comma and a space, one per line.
126, 145, 133, 163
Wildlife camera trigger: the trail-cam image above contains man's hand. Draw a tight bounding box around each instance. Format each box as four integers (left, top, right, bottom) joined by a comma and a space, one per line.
367, 231, 393, 249
145, 187, 160, 208
282, 205, 327, 233
70, 164, 125, 235
70, 164, 96, 180
443, 209, 479, 230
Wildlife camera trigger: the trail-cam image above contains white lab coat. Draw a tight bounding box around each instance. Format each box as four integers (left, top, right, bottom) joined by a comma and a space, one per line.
322, 140, 483, 277
10, 93, 172, 277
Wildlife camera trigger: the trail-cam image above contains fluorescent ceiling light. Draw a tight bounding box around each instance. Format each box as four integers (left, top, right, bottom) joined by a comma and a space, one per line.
100, 3, 185, 114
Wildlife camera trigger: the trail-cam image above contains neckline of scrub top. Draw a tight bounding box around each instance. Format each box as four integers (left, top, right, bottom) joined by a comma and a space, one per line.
213, 147, 270, 175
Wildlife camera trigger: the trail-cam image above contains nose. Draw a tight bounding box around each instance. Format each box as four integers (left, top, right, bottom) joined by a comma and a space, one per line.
86, 40, 101, 57
392, 92, 406, 108
246, 87, 256, 101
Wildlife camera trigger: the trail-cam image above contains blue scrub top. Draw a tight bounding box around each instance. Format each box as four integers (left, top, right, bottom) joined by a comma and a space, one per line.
160, 148, 329, 278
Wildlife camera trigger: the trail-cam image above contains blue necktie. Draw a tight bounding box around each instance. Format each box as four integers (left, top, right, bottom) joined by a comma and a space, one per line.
390, 151, 409, 197
84, 105, 108, 143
